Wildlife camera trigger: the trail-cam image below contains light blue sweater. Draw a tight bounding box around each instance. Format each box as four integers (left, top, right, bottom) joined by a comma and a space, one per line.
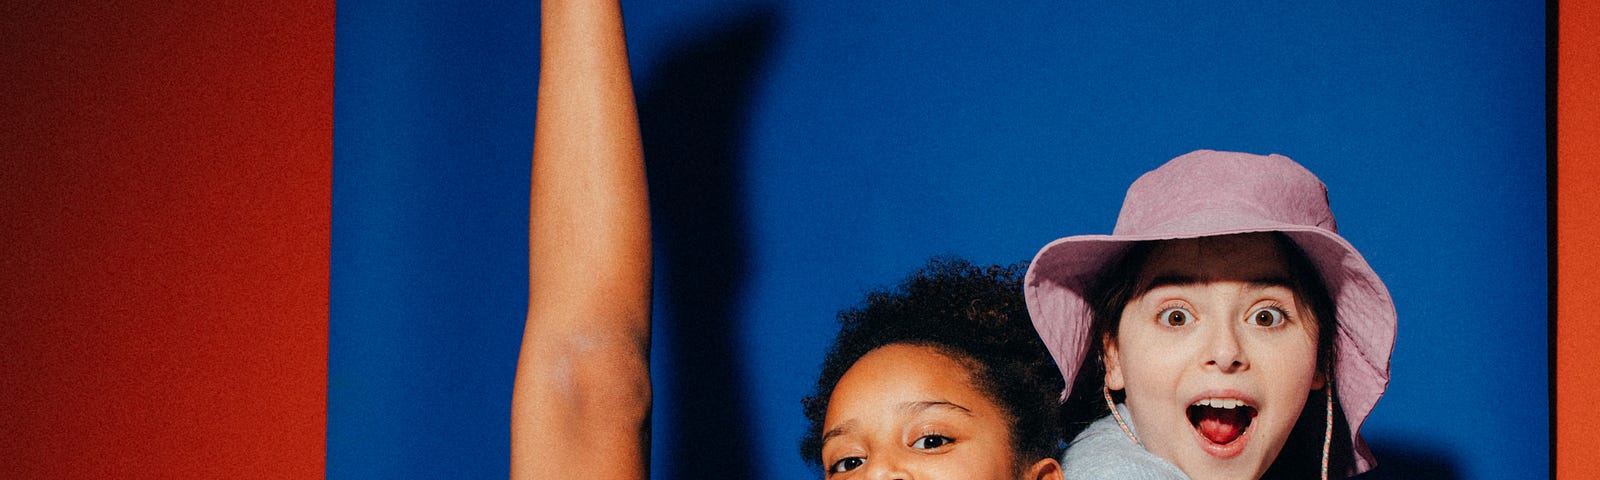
1061, 405, 1189, 480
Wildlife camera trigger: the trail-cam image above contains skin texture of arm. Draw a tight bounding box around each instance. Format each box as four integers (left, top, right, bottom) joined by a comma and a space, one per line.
511, 0, 649, 478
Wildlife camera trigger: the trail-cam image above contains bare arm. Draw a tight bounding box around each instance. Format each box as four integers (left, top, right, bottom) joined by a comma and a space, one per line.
511, 0, 649, 478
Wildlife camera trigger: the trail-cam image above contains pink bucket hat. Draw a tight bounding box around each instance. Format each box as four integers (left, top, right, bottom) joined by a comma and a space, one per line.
1024, 150, 1395, 474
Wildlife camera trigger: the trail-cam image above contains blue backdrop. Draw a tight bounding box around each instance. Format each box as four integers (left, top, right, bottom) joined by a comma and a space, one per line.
331, 1, 1547, 478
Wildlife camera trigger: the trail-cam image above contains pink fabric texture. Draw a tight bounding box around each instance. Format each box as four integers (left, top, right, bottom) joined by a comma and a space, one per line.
1024, 150, 1395, 475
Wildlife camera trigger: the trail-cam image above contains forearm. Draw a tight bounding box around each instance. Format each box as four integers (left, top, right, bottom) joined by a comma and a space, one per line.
513, 0, 650, 477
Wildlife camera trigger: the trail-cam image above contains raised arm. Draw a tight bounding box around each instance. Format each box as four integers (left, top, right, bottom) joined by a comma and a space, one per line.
511, 0, 649, 478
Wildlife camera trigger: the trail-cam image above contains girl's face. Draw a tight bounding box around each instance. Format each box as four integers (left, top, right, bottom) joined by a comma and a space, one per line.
1104, 233, 1322, 480
820, 343, 1062, 480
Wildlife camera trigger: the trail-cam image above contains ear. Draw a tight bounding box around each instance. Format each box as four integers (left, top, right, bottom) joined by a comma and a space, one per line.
1102, 334, 1124, 391
1311, 368, 1327, 391
1023, 457, 1063, 480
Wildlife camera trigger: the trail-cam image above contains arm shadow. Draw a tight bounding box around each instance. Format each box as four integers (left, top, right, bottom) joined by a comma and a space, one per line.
639, 6, 781, 478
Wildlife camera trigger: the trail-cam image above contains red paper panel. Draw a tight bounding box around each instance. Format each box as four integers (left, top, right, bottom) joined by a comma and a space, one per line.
1559, 2, 1597, 478
0, 2, 332, 477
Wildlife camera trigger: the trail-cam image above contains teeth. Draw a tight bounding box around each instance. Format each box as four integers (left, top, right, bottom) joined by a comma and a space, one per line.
1193, 398, 1246, 409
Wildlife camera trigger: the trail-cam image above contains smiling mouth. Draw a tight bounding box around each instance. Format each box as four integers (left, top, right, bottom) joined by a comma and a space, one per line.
1187, 398, 1256, 445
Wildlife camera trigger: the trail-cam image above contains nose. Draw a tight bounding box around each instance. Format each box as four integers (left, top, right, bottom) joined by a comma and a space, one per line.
1204, 322, 1247, 373
863, 453, 912, 480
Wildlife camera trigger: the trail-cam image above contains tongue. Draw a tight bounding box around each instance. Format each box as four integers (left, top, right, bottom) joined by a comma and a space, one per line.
1196, 408, 1248, 444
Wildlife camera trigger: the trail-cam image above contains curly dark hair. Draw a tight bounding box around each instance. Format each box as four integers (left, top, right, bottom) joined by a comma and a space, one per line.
1058, 233, 1354, 478
799, 258, 1064, 474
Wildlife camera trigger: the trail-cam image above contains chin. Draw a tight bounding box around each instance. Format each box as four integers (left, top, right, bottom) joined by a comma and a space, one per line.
1169, 448, 1274, 480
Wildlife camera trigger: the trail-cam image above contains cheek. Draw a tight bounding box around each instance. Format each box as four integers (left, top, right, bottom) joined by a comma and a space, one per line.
1289, 324, 1322, 371
948, 442, 1024, 480
1109, 314, 1169, 389
1112, 332, 1186, 386
1257, 333, 1322, 390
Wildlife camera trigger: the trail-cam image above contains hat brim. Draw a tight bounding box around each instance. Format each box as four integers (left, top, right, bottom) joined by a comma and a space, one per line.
1024, 223, 1395, 474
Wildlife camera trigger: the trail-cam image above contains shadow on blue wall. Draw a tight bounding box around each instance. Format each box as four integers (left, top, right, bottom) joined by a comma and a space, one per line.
640, 6, 780, 478
1355, 439, 1461, 479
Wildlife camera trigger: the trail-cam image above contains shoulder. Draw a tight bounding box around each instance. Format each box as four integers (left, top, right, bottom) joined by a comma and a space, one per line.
1060, 415, 1190, 480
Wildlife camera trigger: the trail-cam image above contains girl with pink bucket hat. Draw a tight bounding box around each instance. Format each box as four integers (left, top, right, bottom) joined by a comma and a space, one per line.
1025, 150, 1396, 480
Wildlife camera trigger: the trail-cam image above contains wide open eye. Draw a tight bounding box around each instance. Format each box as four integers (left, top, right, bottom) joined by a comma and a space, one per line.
911, 434, 953, 450
829, 457, 864, 474
1158, 307, 1194, 327
1249, 307, 1286, 327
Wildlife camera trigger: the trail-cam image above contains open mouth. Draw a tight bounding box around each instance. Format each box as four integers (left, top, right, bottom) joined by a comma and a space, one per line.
1187, 398, 1256, 445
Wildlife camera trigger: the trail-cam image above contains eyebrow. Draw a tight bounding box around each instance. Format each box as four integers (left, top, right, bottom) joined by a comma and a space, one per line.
821, 420, 857, 445
819, 401, 974, 444
900, 400, 974, 416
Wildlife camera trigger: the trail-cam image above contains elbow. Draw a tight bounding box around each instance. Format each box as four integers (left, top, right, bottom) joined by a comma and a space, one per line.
515, 332, 652, 421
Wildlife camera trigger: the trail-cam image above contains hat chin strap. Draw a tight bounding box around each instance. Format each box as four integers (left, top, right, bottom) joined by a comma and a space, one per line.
1321, 379, 1334, 480
1104, 386, 1143, 447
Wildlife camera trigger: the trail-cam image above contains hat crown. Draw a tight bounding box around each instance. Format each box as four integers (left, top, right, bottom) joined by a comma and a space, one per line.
1113, 150, 1338, 236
